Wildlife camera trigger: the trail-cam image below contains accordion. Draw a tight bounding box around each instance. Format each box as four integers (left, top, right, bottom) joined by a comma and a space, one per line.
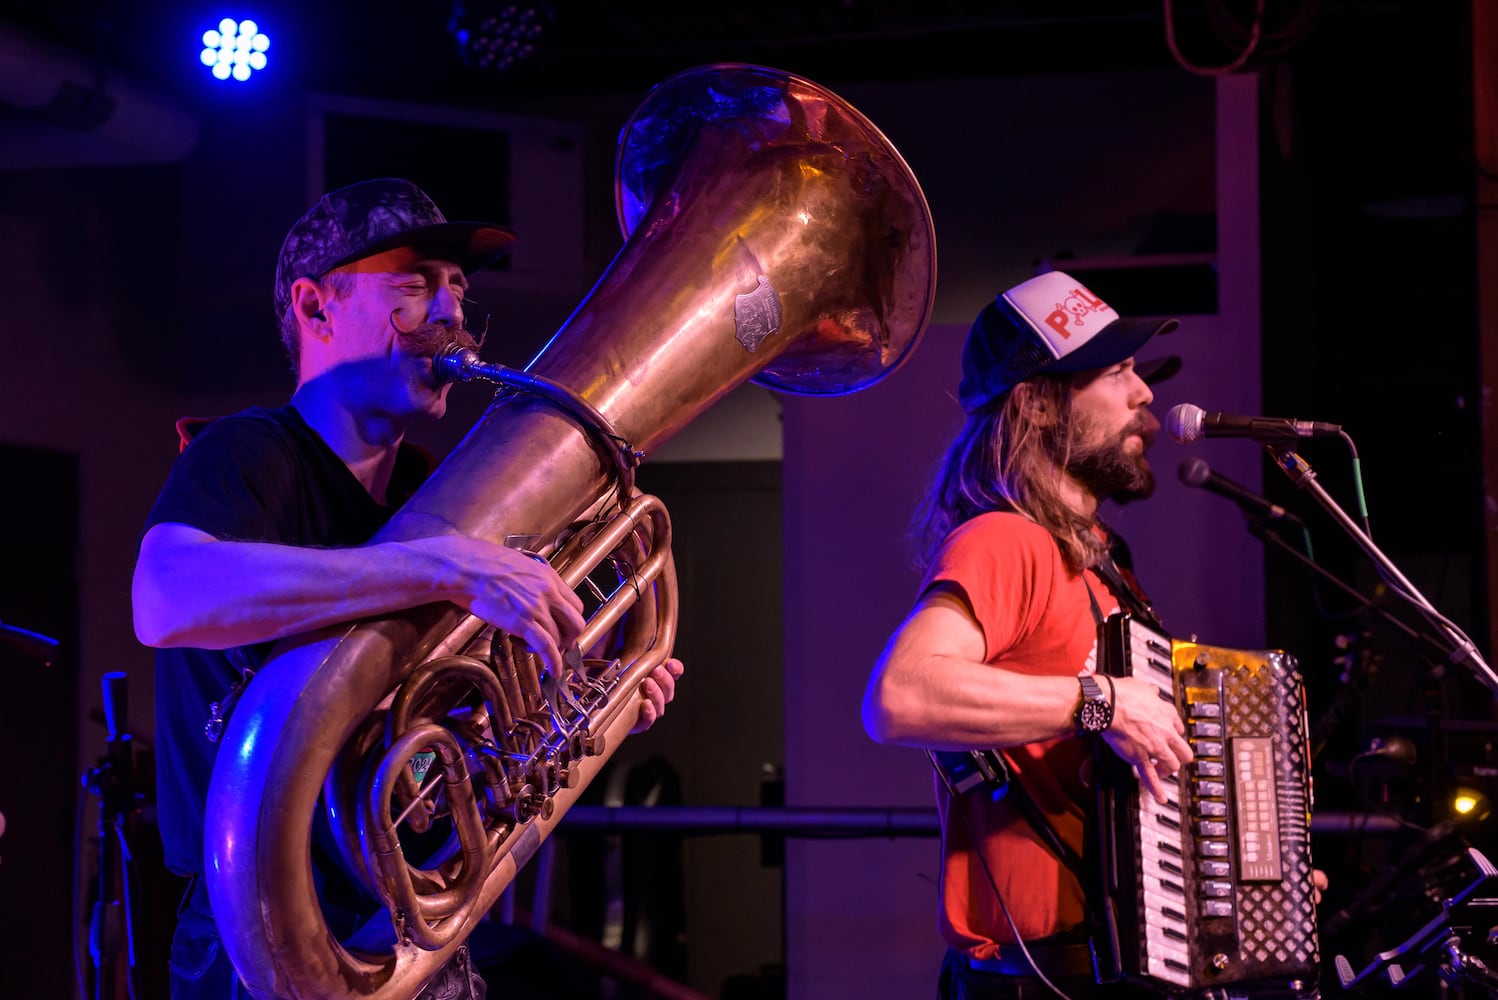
1092, 612, 1320, 998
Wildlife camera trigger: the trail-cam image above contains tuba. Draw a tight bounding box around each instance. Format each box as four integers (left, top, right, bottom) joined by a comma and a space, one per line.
205, 63, 936, 999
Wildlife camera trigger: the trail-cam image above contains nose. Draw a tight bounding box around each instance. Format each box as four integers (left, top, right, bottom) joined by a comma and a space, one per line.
429, 284, 464, 327
1132, 369, 1155, 407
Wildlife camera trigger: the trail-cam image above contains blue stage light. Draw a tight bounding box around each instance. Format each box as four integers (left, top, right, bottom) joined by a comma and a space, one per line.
200, 17, 270, 82
449, 2, 553, 73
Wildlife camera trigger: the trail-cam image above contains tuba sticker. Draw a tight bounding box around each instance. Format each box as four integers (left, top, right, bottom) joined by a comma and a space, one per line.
734, 274, 782, 353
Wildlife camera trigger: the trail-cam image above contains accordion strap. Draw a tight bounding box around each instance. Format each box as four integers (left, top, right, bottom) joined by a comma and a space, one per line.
1006, 540, 1141, 957
1006, 767, 1088, 883
1003, 551, 1106, 890
1091, 529, 1166, 633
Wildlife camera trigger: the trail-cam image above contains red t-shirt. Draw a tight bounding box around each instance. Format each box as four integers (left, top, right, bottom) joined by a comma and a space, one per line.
923, 511, 1123, 959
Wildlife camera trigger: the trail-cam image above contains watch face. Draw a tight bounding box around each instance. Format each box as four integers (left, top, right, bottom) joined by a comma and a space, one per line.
1078, 699, 1112, 732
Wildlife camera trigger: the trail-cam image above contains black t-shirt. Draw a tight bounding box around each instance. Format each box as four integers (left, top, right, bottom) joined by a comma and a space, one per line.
144, 404, 429, 877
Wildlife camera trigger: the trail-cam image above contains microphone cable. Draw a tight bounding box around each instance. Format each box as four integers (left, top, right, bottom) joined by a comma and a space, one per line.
935, 764, 1080, 1000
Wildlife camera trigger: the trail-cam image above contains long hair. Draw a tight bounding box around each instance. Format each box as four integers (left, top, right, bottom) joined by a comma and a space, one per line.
912, 373, 1105, 575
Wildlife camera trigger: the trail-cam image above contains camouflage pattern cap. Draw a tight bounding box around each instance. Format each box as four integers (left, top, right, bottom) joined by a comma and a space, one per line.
272, 178, 515, 316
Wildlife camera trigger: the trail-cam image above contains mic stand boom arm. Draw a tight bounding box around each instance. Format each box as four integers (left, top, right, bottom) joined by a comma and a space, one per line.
1270, 447, 1498, 696
1248, 521, 1457, 663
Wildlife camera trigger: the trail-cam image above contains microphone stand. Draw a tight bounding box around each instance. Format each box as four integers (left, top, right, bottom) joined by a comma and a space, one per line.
1246, 517, 1445, 772
84, 671, 142, 1000
1334, 845, 1498, 996
1270, 447, 1498, 696
1246, 519, 1457, 663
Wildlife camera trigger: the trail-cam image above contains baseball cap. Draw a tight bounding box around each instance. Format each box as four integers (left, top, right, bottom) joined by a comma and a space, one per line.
957, 270, 1179, 412
272, 178, 515, 316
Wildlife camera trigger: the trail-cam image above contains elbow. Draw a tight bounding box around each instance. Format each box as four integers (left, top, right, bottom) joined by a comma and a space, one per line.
132, 564, 187, 648
134, 612, 175, 649
861, 672, 908, 746
132, 587, 172, 648
862, 703, 900, 745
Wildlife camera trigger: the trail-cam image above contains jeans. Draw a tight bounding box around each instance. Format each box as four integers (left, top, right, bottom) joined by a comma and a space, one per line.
936, 948, 1157, 1000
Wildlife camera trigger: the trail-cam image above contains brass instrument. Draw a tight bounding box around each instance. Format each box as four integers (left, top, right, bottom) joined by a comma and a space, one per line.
205, 63, 936, 999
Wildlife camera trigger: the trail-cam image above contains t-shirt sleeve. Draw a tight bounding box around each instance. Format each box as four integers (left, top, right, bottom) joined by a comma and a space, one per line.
924, 514, 1057, 664
143, 415, 298, 542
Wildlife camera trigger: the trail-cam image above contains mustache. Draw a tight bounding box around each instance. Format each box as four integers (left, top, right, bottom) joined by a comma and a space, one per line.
396, 320, 485, 359
1124, 412, 1158, 446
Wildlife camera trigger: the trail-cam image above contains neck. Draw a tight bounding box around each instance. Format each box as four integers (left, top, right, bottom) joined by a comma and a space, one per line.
290, 381, 405, 503
1057, 469, 1099, 521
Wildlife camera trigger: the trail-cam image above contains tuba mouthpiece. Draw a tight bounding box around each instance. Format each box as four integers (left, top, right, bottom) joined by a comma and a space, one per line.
433, 345, 482, 384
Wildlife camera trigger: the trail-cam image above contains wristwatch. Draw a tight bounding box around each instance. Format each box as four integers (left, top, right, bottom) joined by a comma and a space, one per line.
1074, 674, 1115, 735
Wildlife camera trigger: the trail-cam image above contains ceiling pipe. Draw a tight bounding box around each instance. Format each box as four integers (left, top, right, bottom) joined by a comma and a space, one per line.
0, 20, 199, 168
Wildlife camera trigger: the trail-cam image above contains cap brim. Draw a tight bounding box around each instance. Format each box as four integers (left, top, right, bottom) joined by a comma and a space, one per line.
1049, 316, 1179, 374
1135, 354, 1182, 386
323, 220, 517, 277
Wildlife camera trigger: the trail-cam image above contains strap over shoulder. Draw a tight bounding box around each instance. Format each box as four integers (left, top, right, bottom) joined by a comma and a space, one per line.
174, 415, 219, 453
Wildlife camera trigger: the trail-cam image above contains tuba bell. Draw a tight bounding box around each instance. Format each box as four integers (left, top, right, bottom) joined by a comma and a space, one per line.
205, 63, 936, 999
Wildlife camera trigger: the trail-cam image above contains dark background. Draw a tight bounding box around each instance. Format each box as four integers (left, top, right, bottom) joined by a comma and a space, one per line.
0, 1, 1493, 997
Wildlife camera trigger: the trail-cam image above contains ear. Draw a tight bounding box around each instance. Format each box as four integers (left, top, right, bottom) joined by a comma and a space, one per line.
289, 278, 334, 342
1016, 386, 1057, 428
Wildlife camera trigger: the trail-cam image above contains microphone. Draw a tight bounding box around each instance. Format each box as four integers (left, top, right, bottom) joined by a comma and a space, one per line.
1166, 403, 1341, 444
1362, 735, 1418, 768
0, 621, 58, 666
1178, 457, 1302, 525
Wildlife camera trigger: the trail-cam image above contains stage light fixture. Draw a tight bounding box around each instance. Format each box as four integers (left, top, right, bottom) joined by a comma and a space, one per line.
200, 18, 270, 82
1451, 787, 1491, 823
449, 2, 553, 72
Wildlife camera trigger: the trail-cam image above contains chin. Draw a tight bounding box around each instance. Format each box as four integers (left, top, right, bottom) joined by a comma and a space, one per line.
406, 371, 450, 420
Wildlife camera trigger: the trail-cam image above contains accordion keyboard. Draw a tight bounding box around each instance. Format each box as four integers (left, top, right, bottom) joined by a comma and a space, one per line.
1095, 613, 1319, 998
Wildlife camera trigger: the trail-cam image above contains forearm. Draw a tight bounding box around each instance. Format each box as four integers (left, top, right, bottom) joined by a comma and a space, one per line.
866, 646, 1081, 751
133, 526, 452, 650
865, 590, 1193, 803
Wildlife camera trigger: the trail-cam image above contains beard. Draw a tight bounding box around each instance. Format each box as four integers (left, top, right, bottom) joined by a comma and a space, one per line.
1064, 410, 1156, 503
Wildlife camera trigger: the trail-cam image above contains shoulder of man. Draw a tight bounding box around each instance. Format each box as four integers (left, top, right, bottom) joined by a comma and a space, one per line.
929, 510, 1067, 593
173, 406, 295, 453
946, 509, 1056, 552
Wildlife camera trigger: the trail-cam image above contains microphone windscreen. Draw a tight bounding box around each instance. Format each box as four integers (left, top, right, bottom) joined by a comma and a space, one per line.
1375, 735, 1418, 767
1178, 457, 1211, 488
1165, 403, 1204, 443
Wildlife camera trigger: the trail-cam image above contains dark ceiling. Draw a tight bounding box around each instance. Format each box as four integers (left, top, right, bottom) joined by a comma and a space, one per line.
0, 0, 1423, 109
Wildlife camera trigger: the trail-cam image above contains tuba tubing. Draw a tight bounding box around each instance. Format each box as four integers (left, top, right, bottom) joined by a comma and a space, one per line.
206, 63, 935, 999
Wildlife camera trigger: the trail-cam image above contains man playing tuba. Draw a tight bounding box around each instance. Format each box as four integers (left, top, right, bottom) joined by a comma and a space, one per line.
132, 177, 683, 999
